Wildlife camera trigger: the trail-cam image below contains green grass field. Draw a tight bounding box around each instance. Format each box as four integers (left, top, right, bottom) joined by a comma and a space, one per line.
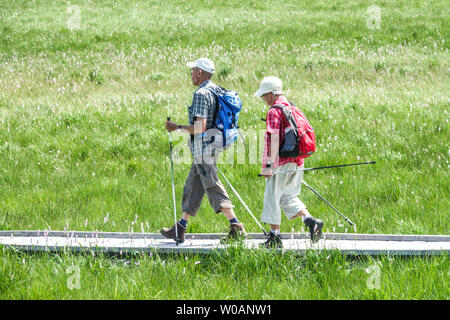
0, 0, 448, 299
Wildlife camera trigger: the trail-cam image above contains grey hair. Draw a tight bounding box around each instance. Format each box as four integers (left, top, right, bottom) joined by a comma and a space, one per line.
202, 70, 213, 79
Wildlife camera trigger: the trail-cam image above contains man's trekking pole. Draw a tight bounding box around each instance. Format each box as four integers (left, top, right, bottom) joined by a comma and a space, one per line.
302, 180, 355, 226
217, 167, 268, 236
167, 117, 179, 245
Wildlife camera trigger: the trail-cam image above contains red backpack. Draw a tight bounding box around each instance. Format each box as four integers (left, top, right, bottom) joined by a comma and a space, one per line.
270, 102, 316, 159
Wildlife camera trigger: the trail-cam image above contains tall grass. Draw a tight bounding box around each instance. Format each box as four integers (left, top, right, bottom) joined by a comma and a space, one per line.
1, 246, 448, 299
0, 0, 448, 299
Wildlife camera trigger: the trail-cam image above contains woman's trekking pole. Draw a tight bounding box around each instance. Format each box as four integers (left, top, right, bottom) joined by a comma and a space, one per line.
257, 161, 376, 176
302, 180, 355, 226
217, 167, 268, 236
167, 117, 179, 245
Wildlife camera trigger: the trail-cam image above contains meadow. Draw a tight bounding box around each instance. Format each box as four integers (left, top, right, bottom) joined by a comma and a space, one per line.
0, 0, 448, 299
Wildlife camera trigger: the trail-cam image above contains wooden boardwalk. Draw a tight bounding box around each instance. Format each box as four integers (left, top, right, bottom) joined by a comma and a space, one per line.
0, 230, 448, 256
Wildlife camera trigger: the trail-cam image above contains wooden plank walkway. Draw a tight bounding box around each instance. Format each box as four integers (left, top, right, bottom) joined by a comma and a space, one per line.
0, 231, 448, 256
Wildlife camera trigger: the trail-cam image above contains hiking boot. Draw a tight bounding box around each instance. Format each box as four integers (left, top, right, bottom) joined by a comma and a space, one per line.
160, 222, 186, 244
220, 223, 248, 243
261, 232, 283, 249
304, 216, 324, 243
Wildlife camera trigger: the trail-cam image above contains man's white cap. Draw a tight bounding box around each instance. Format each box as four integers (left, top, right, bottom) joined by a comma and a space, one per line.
254, 76, 283, 97
187, 58, 215, 74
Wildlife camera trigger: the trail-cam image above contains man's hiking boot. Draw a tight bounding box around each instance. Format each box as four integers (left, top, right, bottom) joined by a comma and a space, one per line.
220, 223, 248, 243
160, 222, 186, 244
304, 216, 324, 243
261, 232, 283, 249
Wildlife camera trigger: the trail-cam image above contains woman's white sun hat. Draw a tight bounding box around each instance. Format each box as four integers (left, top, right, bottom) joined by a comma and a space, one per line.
254, 76, 283, 97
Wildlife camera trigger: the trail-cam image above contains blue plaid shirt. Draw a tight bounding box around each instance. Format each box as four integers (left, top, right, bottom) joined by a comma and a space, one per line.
188, 80, 219, 162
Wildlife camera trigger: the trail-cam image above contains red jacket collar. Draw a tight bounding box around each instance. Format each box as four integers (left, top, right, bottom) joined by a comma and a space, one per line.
272, 95, 290, 107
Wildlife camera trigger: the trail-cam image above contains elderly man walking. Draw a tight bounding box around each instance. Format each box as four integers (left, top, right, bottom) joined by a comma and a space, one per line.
161, 58, 247, 243
256, 76, 324, 248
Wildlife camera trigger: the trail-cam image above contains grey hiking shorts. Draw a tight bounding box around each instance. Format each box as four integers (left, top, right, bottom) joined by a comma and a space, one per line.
181, 163, 233, 216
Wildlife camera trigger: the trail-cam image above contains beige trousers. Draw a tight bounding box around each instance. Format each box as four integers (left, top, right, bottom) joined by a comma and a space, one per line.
261, 163, 307, 225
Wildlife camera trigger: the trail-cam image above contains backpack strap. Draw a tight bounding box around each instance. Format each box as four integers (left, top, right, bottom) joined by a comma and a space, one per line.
204, 85, 224, 129
270, 104, 299, 138
212, 93, 220, 128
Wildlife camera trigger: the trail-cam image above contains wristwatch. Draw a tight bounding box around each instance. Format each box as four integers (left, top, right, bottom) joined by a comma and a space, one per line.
266, 161, 272, 168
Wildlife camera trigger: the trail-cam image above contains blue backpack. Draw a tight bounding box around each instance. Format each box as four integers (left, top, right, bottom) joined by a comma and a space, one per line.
202, 86, 242, 148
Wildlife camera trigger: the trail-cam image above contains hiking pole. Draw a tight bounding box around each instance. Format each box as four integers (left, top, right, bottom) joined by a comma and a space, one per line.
217, 167, 268, 236
257, 161, 375, 176
302, 180, 355, 226
167, 117, 179, 245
